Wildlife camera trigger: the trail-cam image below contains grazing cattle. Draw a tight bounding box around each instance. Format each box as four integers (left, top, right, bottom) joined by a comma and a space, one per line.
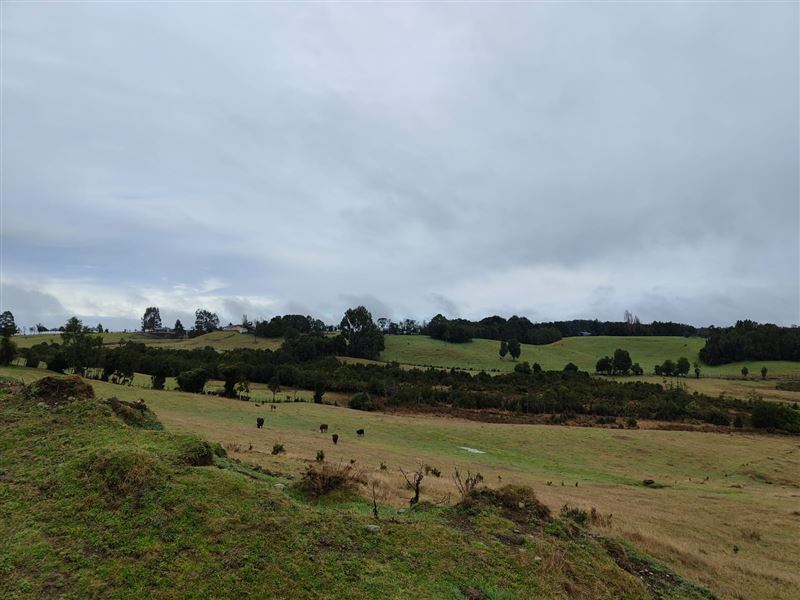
271, 404, 277, 411
356, 428, 364, 437
256, 417, 265, 429
319, 424, 329, 433
332, 434, 339, 445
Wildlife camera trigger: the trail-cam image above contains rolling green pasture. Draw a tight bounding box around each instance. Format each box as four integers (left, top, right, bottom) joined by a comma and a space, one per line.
2, 364, 799, 599
380, 335, 800, 378
12, 330, 283, 352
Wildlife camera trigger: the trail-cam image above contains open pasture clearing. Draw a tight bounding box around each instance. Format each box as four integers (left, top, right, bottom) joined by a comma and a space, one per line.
3, 364, 799, 599
12, 330, 283, 351
380, 335, 800, 378
619, 375, 800, 405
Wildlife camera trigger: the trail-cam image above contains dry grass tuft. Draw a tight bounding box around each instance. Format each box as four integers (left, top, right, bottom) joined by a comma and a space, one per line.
299, 462, 365, 498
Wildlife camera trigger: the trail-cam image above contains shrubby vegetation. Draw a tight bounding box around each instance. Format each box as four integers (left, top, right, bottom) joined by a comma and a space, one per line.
424, 314, 562, 345
700, 320, 800, 365
21, 328, 790, 430
254, 314, 326, 338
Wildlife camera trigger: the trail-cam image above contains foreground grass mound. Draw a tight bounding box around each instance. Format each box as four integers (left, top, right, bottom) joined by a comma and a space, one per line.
0, 377, 714, 599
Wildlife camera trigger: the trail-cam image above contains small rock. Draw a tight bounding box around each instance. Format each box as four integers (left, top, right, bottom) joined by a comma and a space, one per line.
398, 508, 407, 514
365, 524, 380, 533
274, 483, 286, 490
534, 556, 542, 562
642, 479, 655, 486
518, 502, 525, 509
513, 528, 521, 534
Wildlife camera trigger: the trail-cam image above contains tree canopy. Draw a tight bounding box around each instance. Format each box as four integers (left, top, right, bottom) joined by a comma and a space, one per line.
194, 309, 220, 335
339, 306, 385, 360
141, 307, 163, 331
0, 311, 18, 338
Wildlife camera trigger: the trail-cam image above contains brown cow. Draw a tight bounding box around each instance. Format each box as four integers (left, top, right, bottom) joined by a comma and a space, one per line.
256, 417, 264, 429
332, 434, 339, 445
319, 424, 329, 433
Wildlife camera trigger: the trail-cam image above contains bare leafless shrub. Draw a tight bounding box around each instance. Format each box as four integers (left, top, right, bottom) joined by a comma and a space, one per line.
400, 466, 425, 506
454, 467, 484, 500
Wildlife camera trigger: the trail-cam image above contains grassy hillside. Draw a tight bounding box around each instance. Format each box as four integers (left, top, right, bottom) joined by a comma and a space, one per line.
3, 365, 799, 599
16, 332, 799, 378
380, 335, 800, 377
12, 330, 283, 352
0, 370, 717, 600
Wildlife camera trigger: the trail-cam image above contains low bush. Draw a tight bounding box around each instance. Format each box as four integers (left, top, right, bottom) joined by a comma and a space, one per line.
176, 368, 209, 393
560, 504, 589, 526
272, 443, 286, 455
174, 436, 214, 466
348, 392, 376, 411
751, 401, 800, 433
105, 397, 163, 430
210, 442, 227, 458
458, 485, 551, 522
84, 447, 166, 503
298, 462, 364, 498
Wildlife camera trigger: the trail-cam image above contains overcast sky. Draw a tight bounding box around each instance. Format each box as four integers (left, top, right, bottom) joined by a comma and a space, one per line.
1, 2, 798, 331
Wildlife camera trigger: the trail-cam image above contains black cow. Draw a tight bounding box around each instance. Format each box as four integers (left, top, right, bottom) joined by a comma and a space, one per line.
356, 429, 365, 437
256, 417, 264, 429
319, 423, 329, 433
271, 405, 277, 411
332, 434, 339, 445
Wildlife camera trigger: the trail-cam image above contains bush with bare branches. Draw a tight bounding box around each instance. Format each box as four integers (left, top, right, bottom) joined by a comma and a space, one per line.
299, 462, 365, 498
400, 466, 425, 506
454, 467, 484, 500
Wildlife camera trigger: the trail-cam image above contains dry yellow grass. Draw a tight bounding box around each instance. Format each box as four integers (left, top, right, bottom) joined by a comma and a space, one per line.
619, 374, 800, 405
3, 365, 799, 599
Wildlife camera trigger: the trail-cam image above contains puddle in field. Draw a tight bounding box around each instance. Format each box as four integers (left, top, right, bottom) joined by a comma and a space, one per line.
458, 446, 486, 454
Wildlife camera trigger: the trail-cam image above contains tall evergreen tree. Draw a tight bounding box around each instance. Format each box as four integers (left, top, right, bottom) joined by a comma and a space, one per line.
141, 307, 163, 331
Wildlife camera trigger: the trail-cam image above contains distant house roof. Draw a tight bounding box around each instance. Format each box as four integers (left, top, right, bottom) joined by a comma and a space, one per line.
222, 324, 248, 333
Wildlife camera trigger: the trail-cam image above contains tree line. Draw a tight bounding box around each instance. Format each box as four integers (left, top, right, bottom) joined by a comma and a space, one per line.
8, 311, 798, 432
699, 320, 800, 365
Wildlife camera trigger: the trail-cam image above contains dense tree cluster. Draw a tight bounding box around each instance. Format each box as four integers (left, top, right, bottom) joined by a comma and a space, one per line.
654, 357, 692, 377
424, 314, 562, 345
253, 314, 326, 338
421, 314, 705, 345
192, 309, 220, 336
545, 317, 701, 338
595, 349, 642, 375
699, 321, 800, 365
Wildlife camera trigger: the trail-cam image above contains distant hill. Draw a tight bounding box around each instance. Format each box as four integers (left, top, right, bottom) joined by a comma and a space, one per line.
379, 335, 800, 378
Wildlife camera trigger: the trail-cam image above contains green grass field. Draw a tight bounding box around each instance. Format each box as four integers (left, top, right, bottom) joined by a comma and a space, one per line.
15, 331, 800, 379
2, 364, 799, 599
1, 367, 722, 600
380, 335, 800, 378
12, 330, 283, 352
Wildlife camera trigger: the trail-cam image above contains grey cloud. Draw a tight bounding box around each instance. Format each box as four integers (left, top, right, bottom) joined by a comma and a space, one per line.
2, 2, 797, 327
1, 284, 66, 325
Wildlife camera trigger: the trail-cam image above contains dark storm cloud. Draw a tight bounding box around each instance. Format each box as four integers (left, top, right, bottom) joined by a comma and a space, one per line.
2, 2, 797, 329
